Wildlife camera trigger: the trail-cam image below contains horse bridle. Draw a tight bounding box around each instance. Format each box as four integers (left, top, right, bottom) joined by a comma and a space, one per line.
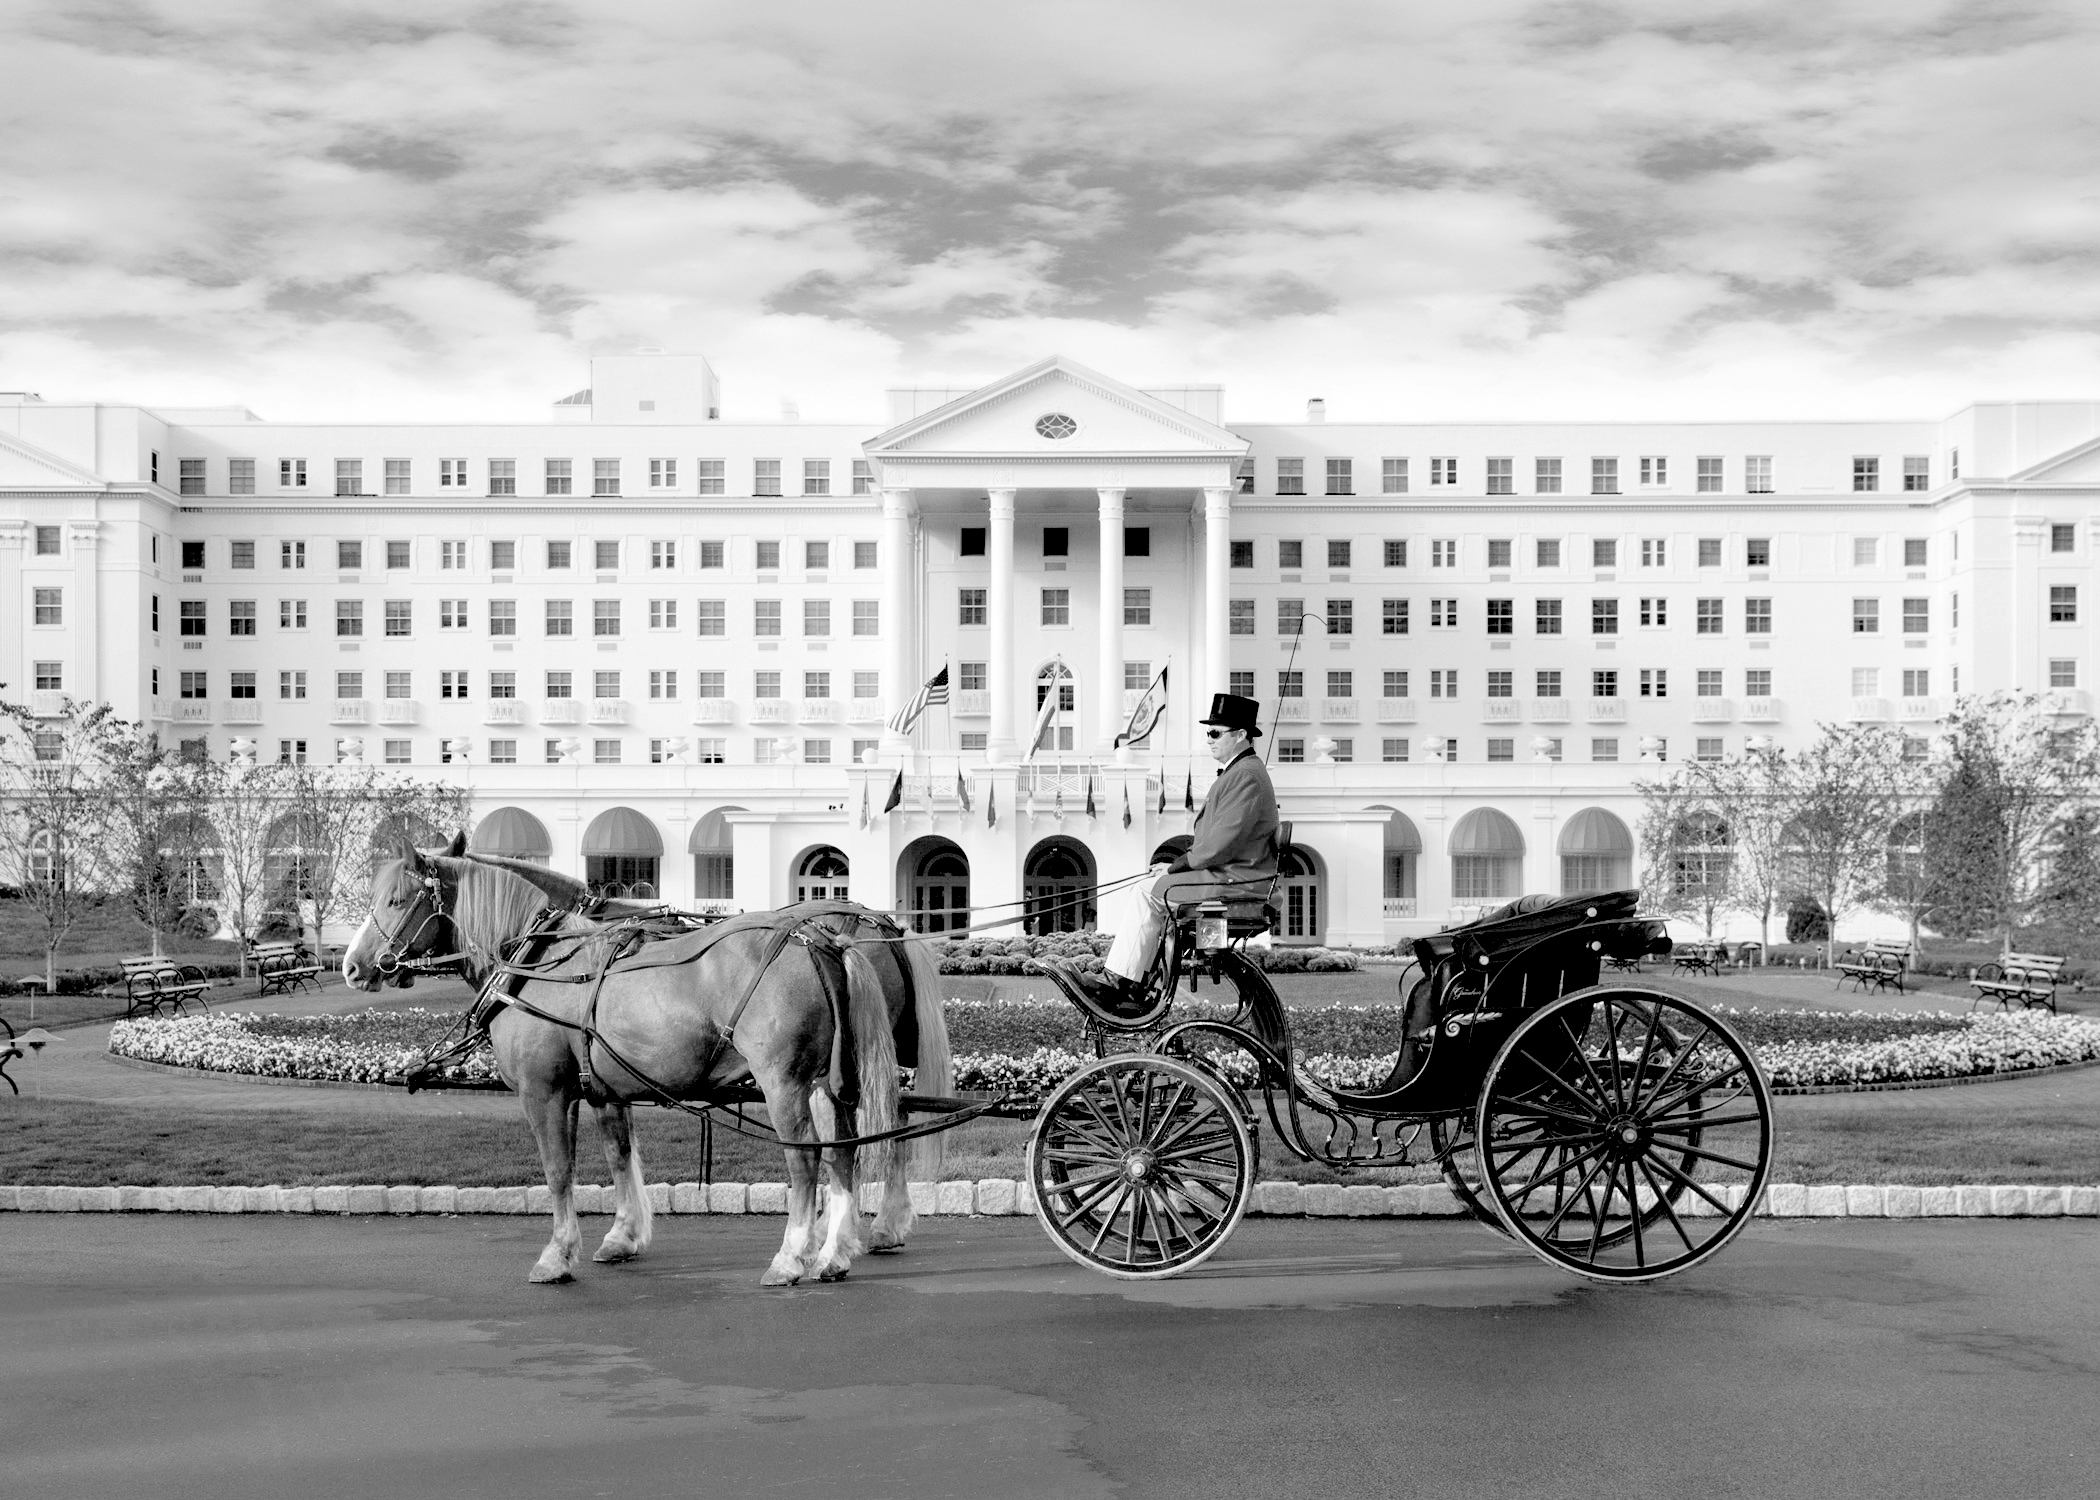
370, 867, 465, 979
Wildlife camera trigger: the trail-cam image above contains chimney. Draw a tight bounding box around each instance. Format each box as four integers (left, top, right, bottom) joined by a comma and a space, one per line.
1307, 398, 1326, 423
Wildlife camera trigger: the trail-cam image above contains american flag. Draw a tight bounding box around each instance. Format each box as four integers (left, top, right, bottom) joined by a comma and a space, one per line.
887, 664, 949, 735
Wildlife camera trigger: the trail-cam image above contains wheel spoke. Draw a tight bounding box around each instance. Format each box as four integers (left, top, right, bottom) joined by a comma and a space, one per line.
1624, 1161, 1647, 1266
1598, 1000, 1631, 1111
1646, 1061, 1751, 1122
1556, 1012, 1618, 1110
1649, 1109, 1764, 1133
1641, 1150, 1735, 1217
1052, 1172, 1128, 1229
1636, 1159, 1699, 1257
1502, 1139, 1610, 1205
1535, 1152, 1612, 1239
1147, 1093, 1222, 1156
1086, 1182, 1135, 1255
1660, 1140, 1766, 1174
1492, 1096, 1611, 1129
1631, 1019, 1712, 1113
1152, 1127, 1239, 1162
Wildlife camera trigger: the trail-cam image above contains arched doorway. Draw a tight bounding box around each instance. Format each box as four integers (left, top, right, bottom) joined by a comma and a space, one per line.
1279, 847, 1324, 941
1450, 808, 1524, 903
794, 846, 850, 903
1150, 835, 1193, 865
470, 807, 552, 867
1371, 807, 1421, 917
1559, 807, 1633, 895
1033, 660, 1078, 756
899, 837, 970, 933
688, 807, 742, 904
582, 807, 662, 898
1024, 837, 1096, 933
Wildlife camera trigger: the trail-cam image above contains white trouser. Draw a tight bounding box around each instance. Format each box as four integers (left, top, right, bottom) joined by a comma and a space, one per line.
1104, 867, 1235, 984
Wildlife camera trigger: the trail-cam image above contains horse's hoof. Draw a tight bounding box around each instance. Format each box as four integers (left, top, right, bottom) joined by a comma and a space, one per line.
867, 1237, 905, 1254
760, 1264, 803, 1286
816, 1262, 852, 1282
528, 1265, 574, 1284
593, 1242, 639, 1264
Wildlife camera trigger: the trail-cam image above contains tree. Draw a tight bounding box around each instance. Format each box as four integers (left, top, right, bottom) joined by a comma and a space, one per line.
272, 760, 470, 946
2037, 805, 2100, 937
202, 755, 295, 968
1644, 743, 1795, 958
0, 700, 115, 989
1780, 722, 1913, 966
1925, 693, 2100, 951
90, 718, 214, 958
1635, 775, 1735, 937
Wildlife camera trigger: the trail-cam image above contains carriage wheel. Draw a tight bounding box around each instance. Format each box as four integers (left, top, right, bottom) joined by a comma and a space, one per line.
1028, 1054, 1255, 1280
1426, 1113, 1508, 1236
1474, 985, 1773, 1283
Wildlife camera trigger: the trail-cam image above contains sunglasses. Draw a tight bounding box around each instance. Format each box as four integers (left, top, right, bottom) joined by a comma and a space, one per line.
1204, 729, 1237, 740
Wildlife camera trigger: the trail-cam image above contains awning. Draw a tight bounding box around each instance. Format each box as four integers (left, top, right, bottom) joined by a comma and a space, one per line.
1449, 808, 1525, 855
1557, 807, 1633, 855
471, 807, 552, 859
1380, 810, 1422, 854
582, 806, 663, 857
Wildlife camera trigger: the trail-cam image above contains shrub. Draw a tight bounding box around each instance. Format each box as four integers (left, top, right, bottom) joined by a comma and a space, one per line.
1785, 896, 1830, 943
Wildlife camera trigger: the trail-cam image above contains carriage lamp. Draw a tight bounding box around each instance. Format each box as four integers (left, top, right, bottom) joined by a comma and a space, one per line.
1194, 901, 1229, 951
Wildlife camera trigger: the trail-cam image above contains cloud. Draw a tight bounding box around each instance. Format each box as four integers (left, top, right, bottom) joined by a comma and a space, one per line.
0, 0, 2096, 422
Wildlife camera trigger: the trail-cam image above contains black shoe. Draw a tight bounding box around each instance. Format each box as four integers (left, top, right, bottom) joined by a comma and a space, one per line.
1039, 960, 1153, 1022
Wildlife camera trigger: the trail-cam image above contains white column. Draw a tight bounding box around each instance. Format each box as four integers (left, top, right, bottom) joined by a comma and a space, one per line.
881, 487, 915, 758
1203, 487, 1232, 706
69, 522, 100, 703
1096, 487, 1126, 753
987, 488, 1017, 762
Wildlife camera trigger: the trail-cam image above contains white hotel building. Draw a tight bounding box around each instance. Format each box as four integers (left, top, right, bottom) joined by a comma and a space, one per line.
3, 353, 2098, 946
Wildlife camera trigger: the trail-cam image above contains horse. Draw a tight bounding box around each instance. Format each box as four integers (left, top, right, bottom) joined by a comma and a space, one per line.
341, 840, 952, 1286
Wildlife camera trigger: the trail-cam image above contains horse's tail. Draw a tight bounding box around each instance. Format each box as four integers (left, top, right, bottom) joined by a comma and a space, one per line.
897, 936, 952, 1180
624, 1131, 654, 1251
843, 946, 901, 1186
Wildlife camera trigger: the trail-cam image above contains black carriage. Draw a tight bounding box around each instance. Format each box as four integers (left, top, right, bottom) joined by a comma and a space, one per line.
1028, 886, 1774, 1284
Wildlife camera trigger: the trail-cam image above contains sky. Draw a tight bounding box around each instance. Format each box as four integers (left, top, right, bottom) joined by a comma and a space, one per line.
3, 0, 2099, 426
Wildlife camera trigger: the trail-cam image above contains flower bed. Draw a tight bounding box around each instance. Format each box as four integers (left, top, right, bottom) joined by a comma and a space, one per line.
935, 932, 1360, 976
109, 1001, 2100, 1097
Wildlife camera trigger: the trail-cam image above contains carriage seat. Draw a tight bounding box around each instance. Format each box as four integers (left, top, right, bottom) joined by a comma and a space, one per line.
1166, 822, 1290, 941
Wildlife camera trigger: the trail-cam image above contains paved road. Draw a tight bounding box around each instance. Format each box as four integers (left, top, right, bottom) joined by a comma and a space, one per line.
4, 1214, 2095, 1499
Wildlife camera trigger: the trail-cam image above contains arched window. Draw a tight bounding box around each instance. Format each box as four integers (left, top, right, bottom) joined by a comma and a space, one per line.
1671, 811, 1731, 900
1034, 661, 1078, 756
582, 807, 662, 899
909, 844, 971, 934
1450, 808, 1524, 902
795, 846, 850, 903
688, 808, 741, 903
1559, 807, 1634, 895
1280, 848, 1324, 940
27, 827, 62, 888
1373, 808, 1421, 917
1025, 838, 1096, 933
1149, 835, 1193, 865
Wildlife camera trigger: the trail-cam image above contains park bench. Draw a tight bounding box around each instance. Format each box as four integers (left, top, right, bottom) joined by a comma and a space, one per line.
248, 940, 323, 998
1672, 940, 1725, 978
1835, 939, 1910, 995
1969, 953, 2067, 1014
1, 1018, 17, 1095
115, 957, 211, 1019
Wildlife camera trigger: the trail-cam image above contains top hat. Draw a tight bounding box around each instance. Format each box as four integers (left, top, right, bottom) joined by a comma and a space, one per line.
1198, 692, 1263, 738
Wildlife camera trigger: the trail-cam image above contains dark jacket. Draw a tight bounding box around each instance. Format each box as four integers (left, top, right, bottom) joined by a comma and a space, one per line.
1166, 748, 1280, 892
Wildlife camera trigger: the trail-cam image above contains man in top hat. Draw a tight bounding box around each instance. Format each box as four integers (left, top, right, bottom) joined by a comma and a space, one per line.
1047, 692, 1279, 1010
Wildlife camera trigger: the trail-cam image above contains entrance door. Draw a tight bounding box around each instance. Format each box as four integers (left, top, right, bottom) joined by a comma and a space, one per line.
910, 849, 970, 933
795, 847, 850, 903
1024, 841, 1096, 933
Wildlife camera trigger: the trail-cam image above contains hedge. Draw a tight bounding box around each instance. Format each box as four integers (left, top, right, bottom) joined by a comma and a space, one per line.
934, 932, 1361, 976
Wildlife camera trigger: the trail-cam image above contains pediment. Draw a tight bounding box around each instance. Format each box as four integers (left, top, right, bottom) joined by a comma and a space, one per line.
2013, 432, 2100, 484
0, 432, 106, 490
865, 356, 1245, 459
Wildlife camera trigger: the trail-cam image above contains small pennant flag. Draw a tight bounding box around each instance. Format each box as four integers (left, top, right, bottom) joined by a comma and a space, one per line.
1054, 786, 1065, 823
887, 665, 950, 736
1184, 769, 1195, 812
1115, 663, 1169, 748
882, 769, 903, 814
1085, 775, 1096, 819
955, 767, 972, 813
1027, 777, 1038, 821
986, 782, 997, 828
859, 779, 870, 831
1157, 774, 1167, 816
1122, 784, 1132, 829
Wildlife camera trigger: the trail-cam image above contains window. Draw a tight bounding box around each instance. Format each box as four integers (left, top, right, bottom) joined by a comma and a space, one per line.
754, 600, 781, 636
1485, 458, 1513, 495
544, 740, 564, 765
1330, 740, 1354, 763
1430, 457, 1457, 487
1480, 540, 1510, 570
594, 740, 621, 765
1639, 669, 1667, 699
1745, 598, 1772, 633
854, 540, 877, 569
490, 540, 515, 571
489, 599, 516, 636
335, 459, 363, 496
150, 595, 159, 632
488, 459, 516, 496
1383, 539, 1407, 568
1325, 599, 1352, 635
280, 670, 306, 700
1592, 670, 1618, 698
33, 588, 62, 625
281, 540, 306, 570
280, 458, 308, 488
852, 460, 874, 495
1278, 599, 1305, 635
852, 600, 879, 636
1639, 598, 1667, 627
1746, 537, 1771, 568
1592, 598, 1619, 634
385, 459, 411, 495
1640, 539, 1666, 568
545, 670, 574, 699
1382, 458, 1408, 494
1535, 599, 1562, 634
1276, 458, 1304, 495
595, 670, 622, 699
595, 599, 622, 637
229, 459, 255, 495
1382, 738, 1410, 763
1279, 540, 1304, 569
1230, 599, 1256, 635
755, 541, 780, 571
1428, 670, 1455, 699
280, 599, 307, 629
1382, 598, 1409, 635
804, 459, 829, 496
804, 540, 830, 571
649, 458, 678, 488
384, 671, 411, 700
649, 670, 678, 700
1430, 539, 1455, 568
1325, 458, 1353, 495
1850, 537, 1880, 568
1229, 671, 1255, 697
489, 740, 518, 764
959, 588, 987, 626
382, 600, 410, 636
1686, 597, 1721, 635
1231, 540, 1255, 568
1696, 457, 1723, 494
1898, 456, 1930, 492
1853, 457, 1880, 492
1485, 598, 1513, 635
754, 459, 781, 497
696, 671, 725, 699
1694, 669, 1722, 697
801, 739, 832, 765
2049, 660, 2077, 689
1746, 456, 1772, 494
2051, 523, 2076, 554
959, 527, 986, 558
229, 599, 256, 636
178, 539, 205, 571
1276, 739, 1305, 764
1041, 588, 1070, 626
1236, 457, 1256, 494
438, 458, 468, 489
1134, 661, 1163, 692
1852, 598, 1880, 634
440, 671, 469, 700
1694, 738, 1723, 763
1903, 598, 1928, 633
1487, 739, 1514, 762
1745, 670, 1772, 698
335, 600, 362, 637
1593, 538, 1617, 568
1535, 457, 1562, 494
697, 460, 725, 495
754, 670, 781, 700
1124, 588, 1152, 625
1430, 598, 1457, 629
275, 738, 308, 766
1591, 458, 1619, 495
378, 540, 407, 571
1383, 670, 1409, 698
695, 600, 725, 636
545, 600, 573, 636
336, 671, 363, 699
179, 671, 208, 699
1591, 739, 1619, 763
1043, 527, 1069, 557
802, 599, 829, 636
31, 661, 60, 692
1852, 668, 1880, 697
2051, 586, 2078, 623
1904, 668, 1932, 696
1640, 456, 1667, 486
1536, 669, 1562, 697
698, 540, 724, 569
1328, 539, 1352, 569
649, 540, 676, 570
544, 459, 572, 496
1486, 670, 1513, 698
1278, 671, 1304, 699
489, 671, 516, 700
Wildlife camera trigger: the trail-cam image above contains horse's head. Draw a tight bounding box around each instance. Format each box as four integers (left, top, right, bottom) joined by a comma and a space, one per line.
343, 841, 456, 991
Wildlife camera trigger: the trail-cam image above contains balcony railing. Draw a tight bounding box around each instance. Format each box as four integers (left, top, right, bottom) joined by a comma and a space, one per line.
1530, 697, 1569, 723
329, 700, 368, 725
1321, 698, 1359, 722
1376, 698, 1418, 724
483, 699, 524, 726
1383, 897, 1417, 918
540, 699, 582, 725
1690, 697, 1734, 723
1847, 697, 1889, 722
222, 701, 263, 725
750, 699, 791, 724
2045, 688, 2092, 718
1274, 699, 1311, 723
953, 689, 990, 718
1481, 698, 1520, 722
799, 699, 840, 724
1742, 697, 1783, 722
847, 700, 887, 724
588, 699, 629, 725
29, 691, 66, 719
148, 696, 174, 722
691, 699, 736, 725
1898, 696, 1941, 722
1587, 698, 1627, 722
1020, 766, 1100, 800
170, 700, 212, 723
379, 699, 419, 725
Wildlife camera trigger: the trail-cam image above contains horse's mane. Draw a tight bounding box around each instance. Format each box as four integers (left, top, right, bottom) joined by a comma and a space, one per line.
457, 851, 591, 906
437, 856, 571, 974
